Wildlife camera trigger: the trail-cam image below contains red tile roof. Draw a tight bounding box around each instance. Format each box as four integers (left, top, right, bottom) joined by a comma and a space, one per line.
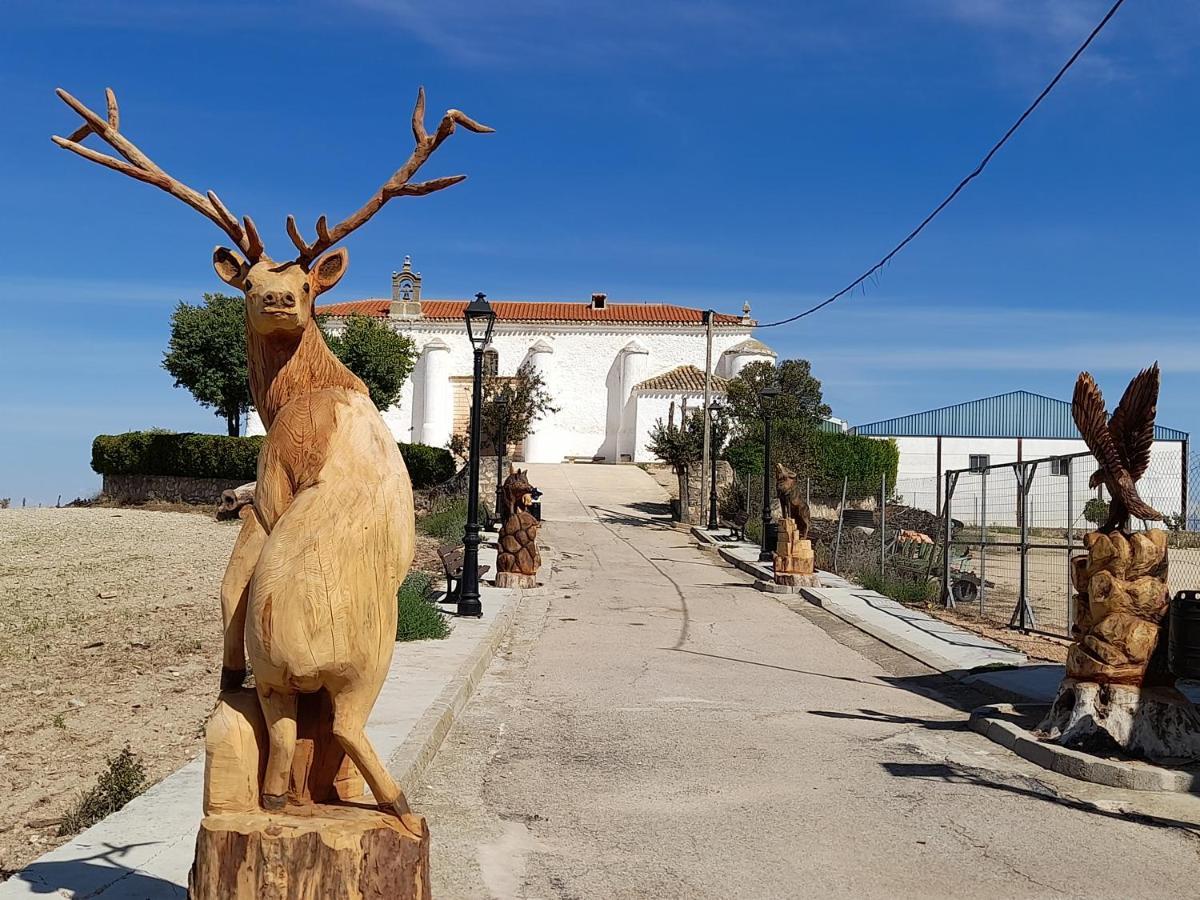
635, 365, 730, 393
316, 298, 745, 325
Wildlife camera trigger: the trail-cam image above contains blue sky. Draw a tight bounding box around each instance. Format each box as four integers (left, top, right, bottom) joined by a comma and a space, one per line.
1, 0, 1196, 504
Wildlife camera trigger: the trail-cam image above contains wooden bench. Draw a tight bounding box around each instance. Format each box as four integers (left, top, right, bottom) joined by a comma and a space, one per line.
719, 517, 747, 542
436, 545, 492, 603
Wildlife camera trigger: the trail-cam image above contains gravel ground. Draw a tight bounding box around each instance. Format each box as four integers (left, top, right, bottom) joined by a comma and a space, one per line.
0, 508, 240, 875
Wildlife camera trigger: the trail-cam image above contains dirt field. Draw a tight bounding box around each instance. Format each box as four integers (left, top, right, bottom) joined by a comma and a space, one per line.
0, 507, 444, 876
0, 507, 238, 873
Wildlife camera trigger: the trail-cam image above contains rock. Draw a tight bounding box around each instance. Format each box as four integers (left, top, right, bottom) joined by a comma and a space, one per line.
68, 698, 85, 709
97, 591, 117, 599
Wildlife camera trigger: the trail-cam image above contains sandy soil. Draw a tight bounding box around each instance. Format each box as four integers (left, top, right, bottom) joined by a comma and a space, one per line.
0, 508, 239, 874
0, 507, 450, 875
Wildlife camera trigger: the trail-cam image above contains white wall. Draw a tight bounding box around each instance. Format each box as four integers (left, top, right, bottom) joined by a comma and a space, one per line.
631, 391, 714, 464
880, 434, 1184, 528
376, 322, 756, 463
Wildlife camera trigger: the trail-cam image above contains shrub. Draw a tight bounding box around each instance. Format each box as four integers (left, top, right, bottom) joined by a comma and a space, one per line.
399, 442, 455, 489
58, 746, 146, 836
91, 432, 263, 480
396, 573, 451, 641
1083, 497, 1109, 525
724, 429, 898, 504
803, 430, 899, 503
418, 497, 470, 543
92, 431, 453, 488
855, 568, 938, 606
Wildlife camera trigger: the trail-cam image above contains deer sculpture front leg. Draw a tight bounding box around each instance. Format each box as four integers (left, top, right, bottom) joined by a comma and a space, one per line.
218, 507, 265, 691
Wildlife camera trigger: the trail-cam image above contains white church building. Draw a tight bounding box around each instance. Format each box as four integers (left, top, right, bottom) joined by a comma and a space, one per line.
250, 257, 777, 464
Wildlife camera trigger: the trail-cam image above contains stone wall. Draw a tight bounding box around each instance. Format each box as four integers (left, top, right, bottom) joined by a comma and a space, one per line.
102, 473, 246, 505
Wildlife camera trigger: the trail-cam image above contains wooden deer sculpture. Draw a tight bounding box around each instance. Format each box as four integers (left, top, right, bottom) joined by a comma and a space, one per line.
54, 86, 491, 896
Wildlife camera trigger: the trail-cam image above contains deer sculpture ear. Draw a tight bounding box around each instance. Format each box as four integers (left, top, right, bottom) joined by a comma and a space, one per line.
310, 248, 349, 297
213, 247, 249, 289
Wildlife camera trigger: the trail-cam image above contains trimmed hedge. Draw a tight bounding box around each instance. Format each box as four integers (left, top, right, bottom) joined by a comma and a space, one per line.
724, 426, 899, 504
398, 442, 455, 489
806, 430, 899, 502
92, 432, 263, 480
92, 431, 456, 489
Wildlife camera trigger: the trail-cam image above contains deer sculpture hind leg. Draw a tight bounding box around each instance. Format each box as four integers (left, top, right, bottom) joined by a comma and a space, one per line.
331, 681, 412, 818
257, 688, 299, 809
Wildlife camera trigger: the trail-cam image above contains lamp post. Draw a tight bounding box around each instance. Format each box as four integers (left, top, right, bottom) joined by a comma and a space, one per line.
459, 292, 496, 618
758, 384, 781, 562
707, 399, 723, 530
492, 390, 511, 530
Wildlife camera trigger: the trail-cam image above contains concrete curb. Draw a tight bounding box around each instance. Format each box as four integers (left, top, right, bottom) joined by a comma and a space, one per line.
392, 588, 522, 795
969, 703, 1200, 793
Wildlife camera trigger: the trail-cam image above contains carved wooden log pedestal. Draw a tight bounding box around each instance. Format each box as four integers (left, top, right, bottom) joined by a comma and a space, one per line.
773, 518, 819, 588
189, 805, 430, 900
190, 689, 431, 899
495, 571, 537, 589
1037, 529, 1200, 764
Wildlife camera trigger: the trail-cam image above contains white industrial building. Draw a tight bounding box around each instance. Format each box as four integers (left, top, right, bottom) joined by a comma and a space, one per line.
853, 390, 1189, 527
248, 257, 776, 463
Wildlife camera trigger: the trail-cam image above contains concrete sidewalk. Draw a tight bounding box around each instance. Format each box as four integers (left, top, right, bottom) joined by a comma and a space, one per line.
1, 563, 520, 900
801, 586, 1027, 675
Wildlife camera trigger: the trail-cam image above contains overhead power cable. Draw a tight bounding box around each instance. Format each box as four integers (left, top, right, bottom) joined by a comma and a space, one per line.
757, 0, 1128, 329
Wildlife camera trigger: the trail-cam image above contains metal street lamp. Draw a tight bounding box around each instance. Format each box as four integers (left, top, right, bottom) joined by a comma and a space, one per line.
706, 399, 724, 530
758, 383, 781, 562
459, 292, 496, 618
492, 389, 512, 529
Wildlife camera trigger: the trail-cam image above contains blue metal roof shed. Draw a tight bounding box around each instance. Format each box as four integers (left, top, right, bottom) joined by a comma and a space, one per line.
852, 390, 1188, 442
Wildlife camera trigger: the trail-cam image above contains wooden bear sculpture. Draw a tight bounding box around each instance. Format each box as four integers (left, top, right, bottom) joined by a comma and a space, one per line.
53, 84, 491, 899
495, 467, 541, 588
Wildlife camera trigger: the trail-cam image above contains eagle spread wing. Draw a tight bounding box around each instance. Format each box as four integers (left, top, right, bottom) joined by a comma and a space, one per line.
1072, 373, 1126, 480
1107, 362, 1159, 481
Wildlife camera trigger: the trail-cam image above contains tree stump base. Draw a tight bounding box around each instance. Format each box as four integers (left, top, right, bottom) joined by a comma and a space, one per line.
1037, 679, 1200, 765
495, 571, 537, 589
773, 522, 814, 585
188, 802, 430, 900
772, 572, 822, 588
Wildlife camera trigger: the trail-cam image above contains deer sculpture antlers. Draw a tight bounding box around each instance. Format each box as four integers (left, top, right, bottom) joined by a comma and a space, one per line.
51, 87, 493, 268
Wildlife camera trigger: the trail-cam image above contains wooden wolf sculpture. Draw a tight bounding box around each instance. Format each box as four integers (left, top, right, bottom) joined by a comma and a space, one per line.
495, 467, 541, 588
775, 463, 811, 540
54, 85, 491, 895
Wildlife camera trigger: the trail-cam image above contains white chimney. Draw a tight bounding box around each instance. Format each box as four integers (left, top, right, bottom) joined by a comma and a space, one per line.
591, 292, 607, 310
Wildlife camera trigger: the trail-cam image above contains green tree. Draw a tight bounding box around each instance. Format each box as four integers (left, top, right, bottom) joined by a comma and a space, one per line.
480, 360, 560, 452
645, 409, 728, 522
724, 358, 831, 435
162, 293, 250, 436
322, 314, 417, 410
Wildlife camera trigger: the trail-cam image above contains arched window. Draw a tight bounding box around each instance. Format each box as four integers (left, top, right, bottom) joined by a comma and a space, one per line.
483, 348, 499, 378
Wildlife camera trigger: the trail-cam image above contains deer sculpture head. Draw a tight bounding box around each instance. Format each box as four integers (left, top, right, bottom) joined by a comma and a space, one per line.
52, 86, 492, 338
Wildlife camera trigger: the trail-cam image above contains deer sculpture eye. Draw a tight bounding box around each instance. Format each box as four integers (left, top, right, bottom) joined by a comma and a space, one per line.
244, 280, 253, 291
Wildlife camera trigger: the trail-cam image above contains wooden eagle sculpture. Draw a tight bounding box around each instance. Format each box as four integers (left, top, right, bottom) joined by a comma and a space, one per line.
1071, 364, 1162, 534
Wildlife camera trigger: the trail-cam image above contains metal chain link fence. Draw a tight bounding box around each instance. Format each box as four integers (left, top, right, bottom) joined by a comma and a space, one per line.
724, 447, 1198, 640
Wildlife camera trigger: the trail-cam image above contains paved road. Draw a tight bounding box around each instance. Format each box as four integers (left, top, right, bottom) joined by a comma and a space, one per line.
411, 464, 1200, 899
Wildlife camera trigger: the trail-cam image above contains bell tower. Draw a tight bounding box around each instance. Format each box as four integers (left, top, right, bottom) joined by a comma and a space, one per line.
389, 255, 423, 319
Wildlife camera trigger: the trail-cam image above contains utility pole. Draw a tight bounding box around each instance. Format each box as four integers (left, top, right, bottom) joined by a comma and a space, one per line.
700, 310, 714, 527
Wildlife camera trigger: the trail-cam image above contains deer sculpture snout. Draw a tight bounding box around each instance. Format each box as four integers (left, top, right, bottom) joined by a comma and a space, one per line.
263, 291, 297, 309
